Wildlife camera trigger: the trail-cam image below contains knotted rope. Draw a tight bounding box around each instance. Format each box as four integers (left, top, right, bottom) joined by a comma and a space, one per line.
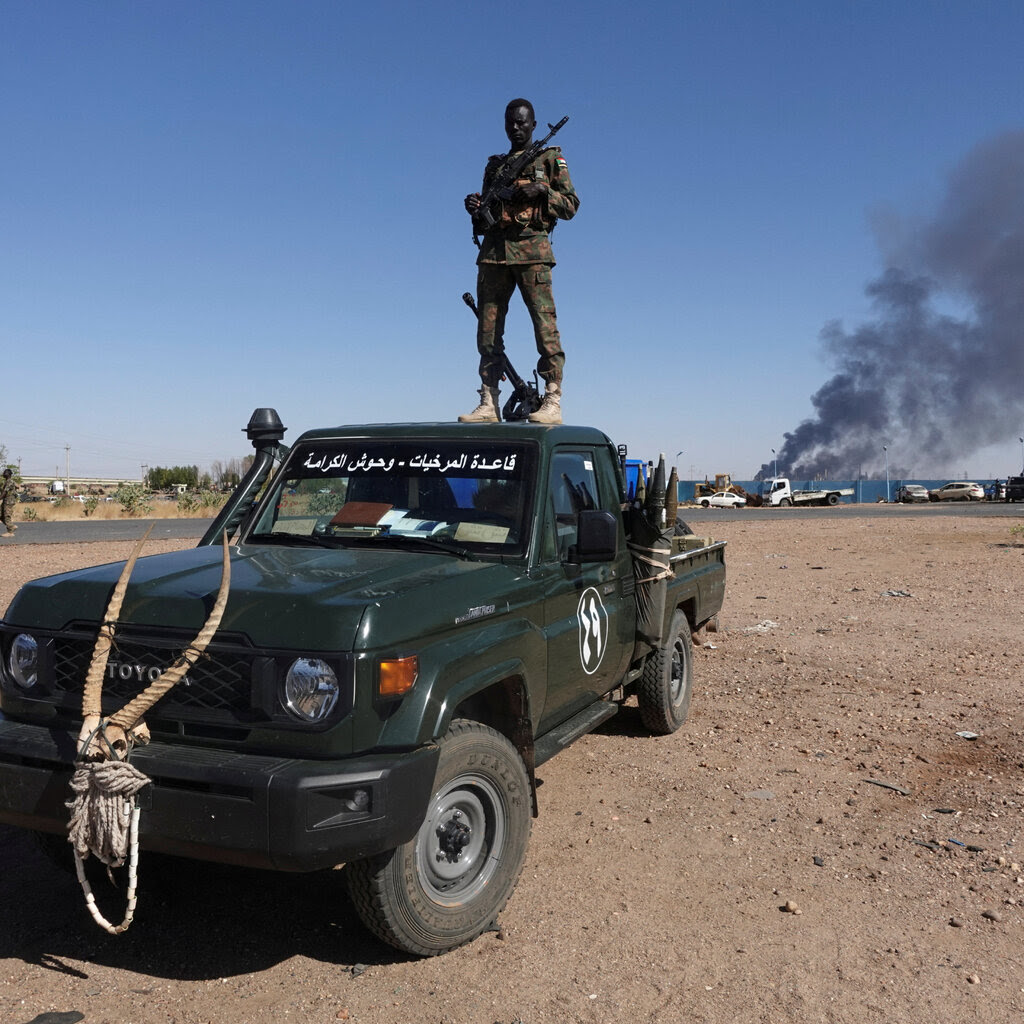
68, 755, 151, 868
67, 747, 150, 934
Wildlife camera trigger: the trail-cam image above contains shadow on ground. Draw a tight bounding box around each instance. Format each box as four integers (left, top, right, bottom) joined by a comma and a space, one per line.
0, 825, 407, 980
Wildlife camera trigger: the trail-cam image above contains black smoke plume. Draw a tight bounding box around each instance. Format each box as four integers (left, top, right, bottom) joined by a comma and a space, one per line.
760, 131, 1024, 480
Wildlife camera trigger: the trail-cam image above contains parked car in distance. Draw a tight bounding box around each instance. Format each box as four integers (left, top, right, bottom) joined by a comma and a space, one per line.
700, 491, 747, 509
896, 484, 930, 503
929, 481, 985, 502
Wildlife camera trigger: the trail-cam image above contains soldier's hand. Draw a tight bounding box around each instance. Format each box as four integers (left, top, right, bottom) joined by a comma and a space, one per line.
464, 192, 482, 213
514, 181, 548, 201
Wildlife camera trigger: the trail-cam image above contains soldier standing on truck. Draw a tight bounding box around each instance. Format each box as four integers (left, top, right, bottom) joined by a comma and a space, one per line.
1, 468, 17, 537
460, 98, 579, 426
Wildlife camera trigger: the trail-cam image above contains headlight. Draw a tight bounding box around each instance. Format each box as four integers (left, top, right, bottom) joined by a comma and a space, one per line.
8, 634, 39, 689
283, 658, 339, 723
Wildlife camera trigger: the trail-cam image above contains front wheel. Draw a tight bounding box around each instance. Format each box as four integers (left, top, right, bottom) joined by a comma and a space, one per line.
779, 498, 792, 507
700, 499, 710, 508
637, 609, 694, 735
346, 720, 531, 956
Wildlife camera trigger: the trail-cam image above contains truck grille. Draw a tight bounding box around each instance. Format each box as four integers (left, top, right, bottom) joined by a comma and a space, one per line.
50, 631, 256, 725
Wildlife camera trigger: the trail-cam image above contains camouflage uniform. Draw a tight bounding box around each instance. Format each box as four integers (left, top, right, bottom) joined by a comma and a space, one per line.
473, 147, 579, 387
1, 473, 16, 535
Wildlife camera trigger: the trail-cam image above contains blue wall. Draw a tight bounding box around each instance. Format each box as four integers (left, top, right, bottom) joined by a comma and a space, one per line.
675, 479, 999, 505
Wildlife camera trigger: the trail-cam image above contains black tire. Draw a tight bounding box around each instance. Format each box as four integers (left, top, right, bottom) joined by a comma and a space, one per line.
345, 720, 531, 956
827, 493, 839, 505
780, 498, 792, 507
637, 610, 693, 735
700, 499, 710, 508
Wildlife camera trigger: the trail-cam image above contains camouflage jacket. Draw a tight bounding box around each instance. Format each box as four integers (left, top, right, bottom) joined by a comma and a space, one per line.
474, 146, 579, 265
0, 477, 15, 507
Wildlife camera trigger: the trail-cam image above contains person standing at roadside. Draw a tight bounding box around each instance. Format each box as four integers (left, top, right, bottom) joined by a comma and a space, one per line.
1, 468, 17, 537
460, 98, 579, 425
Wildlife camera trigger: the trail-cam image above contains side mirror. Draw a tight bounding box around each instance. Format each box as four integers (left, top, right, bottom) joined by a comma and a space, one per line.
568, 509, 618, 563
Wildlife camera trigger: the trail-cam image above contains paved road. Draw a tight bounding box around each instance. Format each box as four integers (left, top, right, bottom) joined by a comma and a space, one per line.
0, 518, 211, 545
1, 501, 1020, 545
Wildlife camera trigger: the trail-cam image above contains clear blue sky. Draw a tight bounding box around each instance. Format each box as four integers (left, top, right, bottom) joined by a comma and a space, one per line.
2, 0, 1023, 483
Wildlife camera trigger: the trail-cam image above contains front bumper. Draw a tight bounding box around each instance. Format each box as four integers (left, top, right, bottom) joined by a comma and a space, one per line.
0, 714, 439, 871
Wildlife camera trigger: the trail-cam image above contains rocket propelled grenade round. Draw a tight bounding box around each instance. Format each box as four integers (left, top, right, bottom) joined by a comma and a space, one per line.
666, 466, 679, 528
645, 453, 667, 527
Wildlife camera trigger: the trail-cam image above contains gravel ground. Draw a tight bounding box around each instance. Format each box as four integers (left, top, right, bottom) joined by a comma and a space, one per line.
1, 516, 1022, 1024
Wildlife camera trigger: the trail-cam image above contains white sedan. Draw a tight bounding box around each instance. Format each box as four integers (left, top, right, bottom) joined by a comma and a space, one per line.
700, 491, 746, 509
929, 481, 985, 502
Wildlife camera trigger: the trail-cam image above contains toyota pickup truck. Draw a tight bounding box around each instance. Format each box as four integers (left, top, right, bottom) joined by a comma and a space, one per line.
0, 411, 725, 956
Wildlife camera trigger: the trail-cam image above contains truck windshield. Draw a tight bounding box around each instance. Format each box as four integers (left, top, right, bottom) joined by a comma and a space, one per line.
248, 440, 535, 556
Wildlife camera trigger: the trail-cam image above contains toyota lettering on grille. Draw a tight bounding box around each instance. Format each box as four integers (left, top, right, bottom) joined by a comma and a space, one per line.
106, 659, 193, 687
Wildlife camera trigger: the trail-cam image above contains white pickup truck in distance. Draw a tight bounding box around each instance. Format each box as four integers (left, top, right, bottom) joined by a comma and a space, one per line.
763, 477, 854, 507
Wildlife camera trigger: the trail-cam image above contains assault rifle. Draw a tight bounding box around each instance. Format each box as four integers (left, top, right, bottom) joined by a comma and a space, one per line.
472, 115, 569, 245
462, 292, 542, 422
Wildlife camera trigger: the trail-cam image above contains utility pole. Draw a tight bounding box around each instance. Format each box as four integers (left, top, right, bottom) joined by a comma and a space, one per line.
65, 444, 71, 496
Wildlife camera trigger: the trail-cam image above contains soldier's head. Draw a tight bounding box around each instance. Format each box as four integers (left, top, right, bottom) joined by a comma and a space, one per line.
2, 468, 11, 478
505, 99, 536, 150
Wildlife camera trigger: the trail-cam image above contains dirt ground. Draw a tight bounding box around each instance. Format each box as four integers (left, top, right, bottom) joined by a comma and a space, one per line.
1, 514, 1022, 1024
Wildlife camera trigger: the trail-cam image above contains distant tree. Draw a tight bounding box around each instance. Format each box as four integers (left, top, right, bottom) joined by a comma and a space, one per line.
148, 465, 199, 489
210, 455, 255, 490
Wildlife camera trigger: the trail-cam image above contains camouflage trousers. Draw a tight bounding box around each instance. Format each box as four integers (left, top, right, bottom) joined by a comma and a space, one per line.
1, 501, 14, 532
475, 262, 564, 388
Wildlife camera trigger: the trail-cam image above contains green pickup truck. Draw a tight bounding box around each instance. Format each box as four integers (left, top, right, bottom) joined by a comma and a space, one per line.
0, 411, 725, 955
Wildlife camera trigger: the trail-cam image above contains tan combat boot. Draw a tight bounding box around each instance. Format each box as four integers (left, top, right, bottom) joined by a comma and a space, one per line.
458, 386, 500, 423
528, 382, 562, 424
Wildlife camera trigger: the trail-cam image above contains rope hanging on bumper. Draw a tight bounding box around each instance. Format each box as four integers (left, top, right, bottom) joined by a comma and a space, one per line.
67, 756, 151, 868
66, 732, 151, 935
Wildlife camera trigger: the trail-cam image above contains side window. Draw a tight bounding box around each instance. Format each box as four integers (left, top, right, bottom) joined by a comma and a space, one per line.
548, 451, 600, 560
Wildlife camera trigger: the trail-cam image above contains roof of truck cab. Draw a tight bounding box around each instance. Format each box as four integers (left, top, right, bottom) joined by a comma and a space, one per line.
292, 422, 616, 447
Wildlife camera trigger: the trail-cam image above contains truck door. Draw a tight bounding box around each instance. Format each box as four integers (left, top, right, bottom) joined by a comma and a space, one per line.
536, 447, 632, 731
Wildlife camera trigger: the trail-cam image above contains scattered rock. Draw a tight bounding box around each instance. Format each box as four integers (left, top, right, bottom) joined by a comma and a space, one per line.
781, 900, 802, 915
955, 731, 979, 740
981, 909, 1003, 923
967, 974, 981, 985
813, 855, 825, 867
350, 964, 367, 977
949, 917, 963, 928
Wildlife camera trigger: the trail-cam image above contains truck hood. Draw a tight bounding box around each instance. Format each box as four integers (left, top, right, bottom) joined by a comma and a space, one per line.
3, 543, 515, 651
